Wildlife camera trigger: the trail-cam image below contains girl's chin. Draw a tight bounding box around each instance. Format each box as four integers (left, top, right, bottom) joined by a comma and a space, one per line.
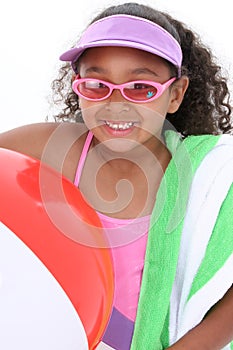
102, 138, 139, 153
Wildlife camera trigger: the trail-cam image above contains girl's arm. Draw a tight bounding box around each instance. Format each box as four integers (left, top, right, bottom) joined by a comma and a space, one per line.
168, 287, 233, 350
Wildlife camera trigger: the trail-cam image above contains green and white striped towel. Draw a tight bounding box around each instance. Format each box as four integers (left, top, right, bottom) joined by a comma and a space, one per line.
131, 130, 233, 350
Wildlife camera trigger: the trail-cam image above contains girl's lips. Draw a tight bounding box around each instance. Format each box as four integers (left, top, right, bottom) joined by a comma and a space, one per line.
102, 120, 137, 136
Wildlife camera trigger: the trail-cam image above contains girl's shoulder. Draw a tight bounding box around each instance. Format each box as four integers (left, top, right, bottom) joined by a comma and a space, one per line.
0, 122, 88, 160
0, 122, 89, 181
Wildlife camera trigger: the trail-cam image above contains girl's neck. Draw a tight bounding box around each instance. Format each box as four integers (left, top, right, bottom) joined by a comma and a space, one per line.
78, 133, 172, 219
91, 134, 171, 174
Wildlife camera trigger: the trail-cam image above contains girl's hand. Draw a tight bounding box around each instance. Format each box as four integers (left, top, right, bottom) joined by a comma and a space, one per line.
166, 287, 233, 350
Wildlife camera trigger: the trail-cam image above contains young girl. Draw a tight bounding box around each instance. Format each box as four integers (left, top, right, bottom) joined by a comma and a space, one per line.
1, 2, 233, 349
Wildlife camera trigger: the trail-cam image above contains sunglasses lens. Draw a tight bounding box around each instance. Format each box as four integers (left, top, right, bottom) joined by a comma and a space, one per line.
77, 80, 110, 100
123, 83, 158, 101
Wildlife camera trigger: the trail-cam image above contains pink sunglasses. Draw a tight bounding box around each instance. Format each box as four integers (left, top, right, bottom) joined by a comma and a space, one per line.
72, 76, 176, 103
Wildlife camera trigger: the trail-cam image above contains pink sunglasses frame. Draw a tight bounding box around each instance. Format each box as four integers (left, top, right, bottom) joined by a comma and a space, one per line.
72, 76, 176, 103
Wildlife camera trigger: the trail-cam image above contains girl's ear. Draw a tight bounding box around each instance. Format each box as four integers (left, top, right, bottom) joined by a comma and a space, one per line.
72, 74, 77, 82
167, 76, 189, 113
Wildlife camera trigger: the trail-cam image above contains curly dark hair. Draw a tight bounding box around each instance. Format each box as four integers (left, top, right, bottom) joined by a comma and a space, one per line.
51, 2, 232, 136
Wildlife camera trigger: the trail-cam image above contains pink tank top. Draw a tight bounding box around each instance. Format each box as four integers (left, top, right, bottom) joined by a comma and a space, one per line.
74, 132, 150, 350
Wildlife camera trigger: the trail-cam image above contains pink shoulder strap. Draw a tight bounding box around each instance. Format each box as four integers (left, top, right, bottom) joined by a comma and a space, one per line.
74, 131, 93, 187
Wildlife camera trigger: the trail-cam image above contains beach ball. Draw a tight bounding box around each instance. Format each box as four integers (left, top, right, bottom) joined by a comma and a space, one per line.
0, 148, 114, 350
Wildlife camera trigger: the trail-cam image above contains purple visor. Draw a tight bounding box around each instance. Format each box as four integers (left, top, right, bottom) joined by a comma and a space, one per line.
60, 14, 182, 76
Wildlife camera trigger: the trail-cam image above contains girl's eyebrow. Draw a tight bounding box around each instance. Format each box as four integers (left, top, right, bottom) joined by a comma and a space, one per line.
84, 67, 108, 74
130, 68, 159, 77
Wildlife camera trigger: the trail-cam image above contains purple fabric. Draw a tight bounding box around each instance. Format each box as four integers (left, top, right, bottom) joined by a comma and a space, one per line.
60, 14, 182, 76
102, 307, 135, 350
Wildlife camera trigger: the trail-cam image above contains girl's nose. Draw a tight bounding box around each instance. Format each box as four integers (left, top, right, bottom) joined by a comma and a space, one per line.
104, 101, 130, 113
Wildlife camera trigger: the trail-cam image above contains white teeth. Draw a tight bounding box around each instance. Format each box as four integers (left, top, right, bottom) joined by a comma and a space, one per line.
105, 121, 134, 130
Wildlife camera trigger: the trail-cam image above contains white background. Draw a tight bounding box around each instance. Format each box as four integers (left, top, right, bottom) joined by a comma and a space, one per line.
1, 0, 232, 132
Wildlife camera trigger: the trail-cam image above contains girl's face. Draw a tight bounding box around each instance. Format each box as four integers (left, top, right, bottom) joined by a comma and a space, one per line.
78, 46, 187, 153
